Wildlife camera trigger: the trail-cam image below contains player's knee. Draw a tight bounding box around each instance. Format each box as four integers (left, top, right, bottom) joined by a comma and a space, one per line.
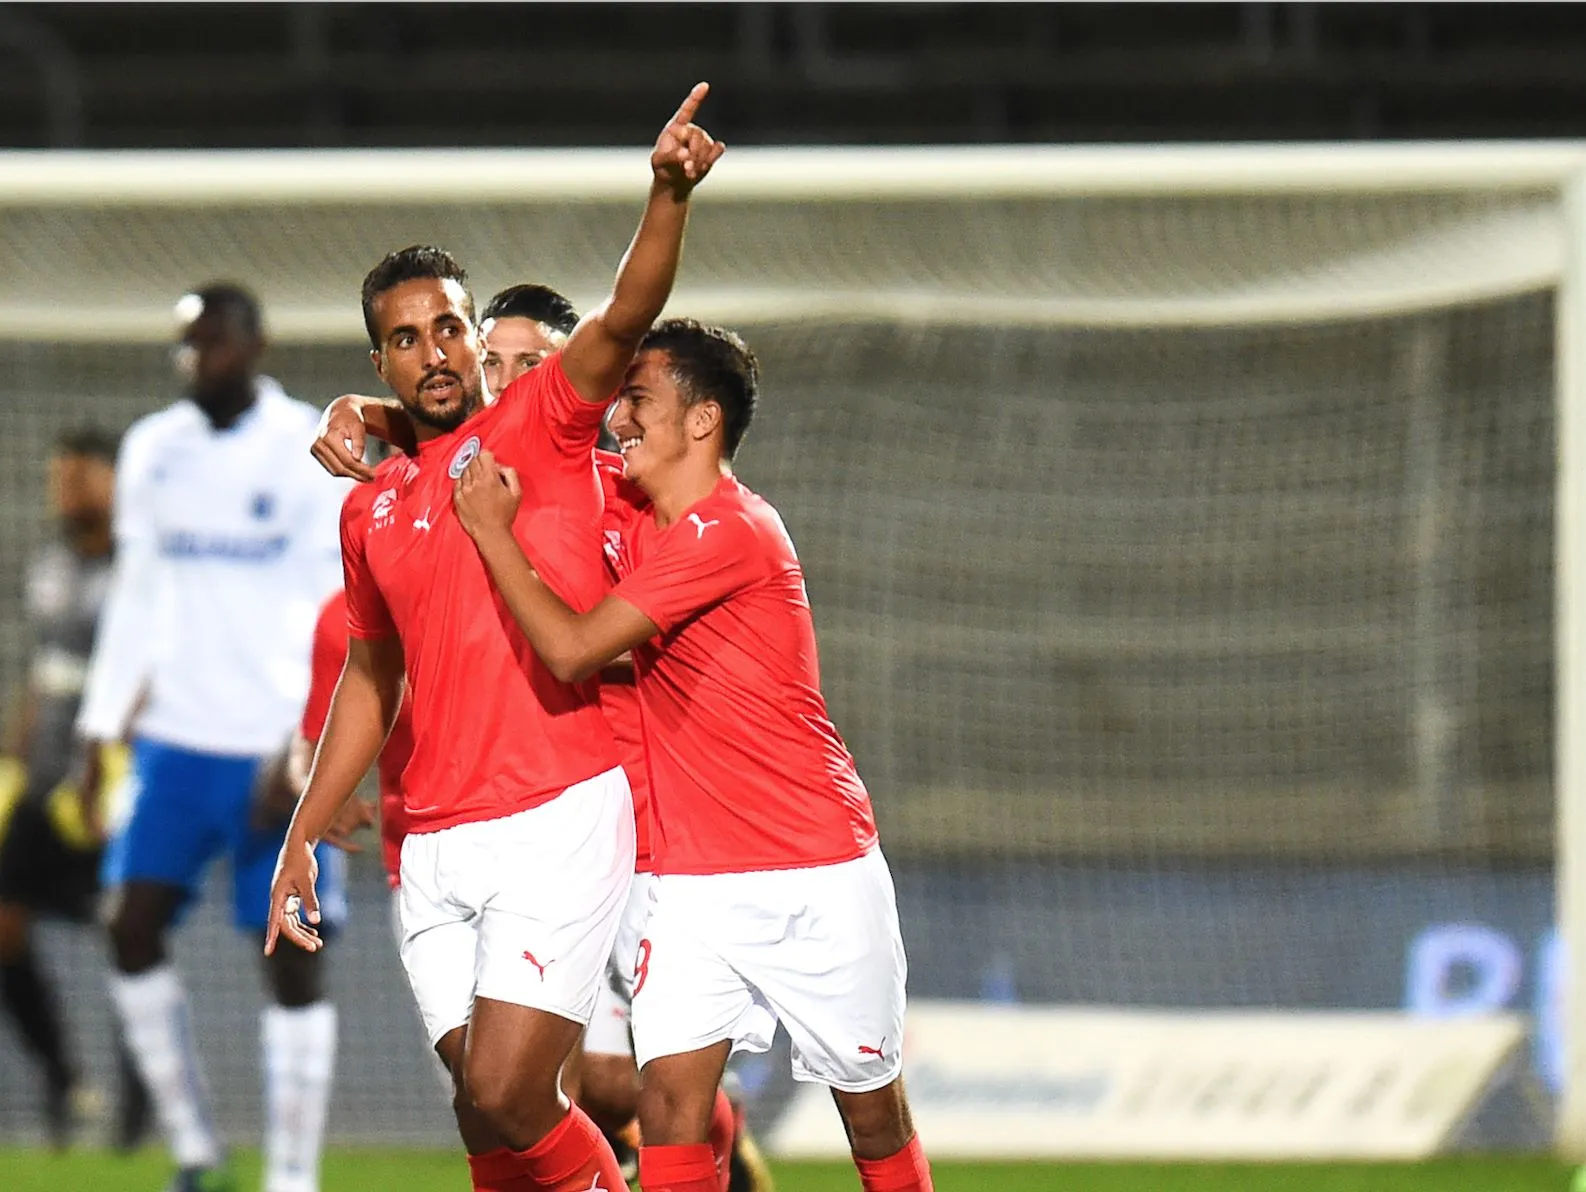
833, 1079, 915, 1160
579, 1054, 641, 1132
106, 904, 162, 974
637, 1073, 714, 1146
264, 943, 323, 1007
463, 1054, 560, 1144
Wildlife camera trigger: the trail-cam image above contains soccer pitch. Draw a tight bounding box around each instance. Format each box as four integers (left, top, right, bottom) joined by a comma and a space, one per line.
0, 1150, 1571, 1191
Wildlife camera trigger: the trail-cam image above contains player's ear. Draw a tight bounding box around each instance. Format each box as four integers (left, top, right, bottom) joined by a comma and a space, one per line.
688, 400, 722, 444
369, 348, 386, 383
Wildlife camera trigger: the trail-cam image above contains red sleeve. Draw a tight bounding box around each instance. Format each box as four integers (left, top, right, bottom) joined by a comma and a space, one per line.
612, 512, 769, 633
300, 592, 349, 742
497, 352, 608, 465
340, 490, 396, 640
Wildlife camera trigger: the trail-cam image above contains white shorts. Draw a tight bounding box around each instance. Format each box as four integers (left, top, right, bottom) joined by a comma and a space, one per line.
631, 849, 907, 1093
397, 767, 635, 1046
584, 871, 655, 1058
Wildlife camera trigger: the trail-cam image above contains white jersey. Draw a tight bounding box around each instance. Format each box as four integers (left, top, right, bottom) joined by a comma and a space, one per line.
77, 380, 348, 756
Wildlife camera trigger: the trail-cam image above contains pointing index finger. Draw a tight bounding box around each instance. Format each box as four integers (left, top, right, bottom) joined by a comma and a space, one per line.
668, 82, 710, 130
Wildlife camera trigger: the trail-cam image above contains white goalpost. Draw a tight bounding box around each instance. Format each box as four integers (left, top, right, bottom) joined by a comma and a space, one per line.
0, 143, 1580, 1156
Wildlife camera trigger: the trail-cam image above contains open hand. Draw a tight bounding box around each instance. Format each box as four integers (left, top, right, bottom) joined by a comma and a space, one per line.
652, 82, 726, 198
453, 449, 522, 543
265, 837, 323, 955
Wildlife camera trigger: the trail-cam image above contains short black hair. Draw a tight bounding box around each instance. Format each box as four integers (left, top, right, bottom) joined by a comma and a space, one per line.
482, 284, 579, 336
53, 424, 120, 463
186, 282, 263, 339
641, 318, 759, 459
360, 245, 475, 350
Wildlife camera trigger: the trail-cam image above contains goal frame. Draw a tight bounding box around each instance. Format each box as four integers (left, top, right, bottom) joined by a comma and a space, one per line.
4, 140, 1585, 1155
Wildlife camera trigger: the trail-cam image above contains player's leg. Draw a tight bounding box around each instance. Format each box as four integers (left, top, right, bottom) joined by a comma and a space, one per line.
632, 877, 776, 1192
104, 740, 230, 1180
236, 788, 346, 1192
0, 802, 80, 1142
455, 769, 635, 1191
737, 852, 931, 1192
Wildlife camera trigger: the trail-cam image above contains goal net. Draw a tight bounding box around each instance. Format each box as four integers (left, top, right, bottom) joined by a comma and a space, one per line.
0, 144, 1578, 1156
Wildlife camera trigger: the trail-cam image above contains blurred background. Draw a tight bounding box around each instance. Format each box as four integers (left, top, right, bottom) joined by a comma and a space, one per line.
0, 3, 1581, 1189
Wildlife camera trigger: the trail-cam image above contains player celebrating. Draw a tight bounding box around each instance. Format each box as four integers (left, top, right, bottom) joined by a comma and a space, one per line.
450, 320, 933, 1192
314, 284, 773, 1192
76, 284, 349, 1192
0, 427, 149, 1149
267, 86, 723, 1192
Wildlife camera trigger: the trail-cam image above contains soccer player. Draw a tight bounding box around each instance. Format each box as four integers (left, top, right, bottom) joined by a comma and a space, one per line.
450, 319, 933, 1192
266, 86, 723, 1192
0, 427, 149, 1149
321, 284, 773, 1192
75, 284, 350, 1192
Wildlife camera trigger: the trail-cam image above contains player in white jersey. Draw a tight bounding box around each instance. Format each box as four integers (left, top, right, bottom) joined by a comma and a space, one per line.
75, 284, 349, 1192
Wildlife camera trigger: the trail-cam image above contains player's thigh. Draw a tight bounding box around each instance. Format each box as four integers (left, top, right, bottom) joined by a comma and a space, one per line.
397, 833, 483, 1049
739, 851, 909, 1093
463, 995, 584, 1107
105, 740, 230, 897
473, 770, 636, 1025
630, 877, 771, 1073
0, 800, 100, 925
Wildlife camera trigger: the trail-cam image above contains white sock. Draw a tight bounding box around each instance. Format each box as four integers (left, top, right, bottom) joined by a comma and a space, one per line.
109, 965, 222, 1169
262, 1001, 338, 1192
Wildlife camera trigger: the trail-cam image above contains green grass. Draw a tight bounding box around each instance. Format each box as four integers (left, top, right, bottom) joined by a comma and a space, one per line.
0, 1149, 1573, 1192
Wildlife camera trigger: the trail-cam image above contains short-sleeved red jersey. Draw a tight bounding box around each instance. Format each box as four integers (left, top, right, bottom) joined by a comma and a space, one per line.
595, 449, 653, 871
610, 473, 877, 875
341, 355, 618, 834
301, 589, 412, 886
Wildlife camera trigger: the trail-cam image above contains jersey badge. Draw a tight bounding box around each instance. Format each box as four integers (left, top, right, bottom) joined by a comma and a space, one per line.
448, 435, 482, 479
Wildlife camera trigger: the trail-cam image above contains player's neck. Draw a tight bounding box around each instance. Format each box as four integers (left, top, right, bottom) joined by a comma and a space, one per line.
66, 519, 112, 560
194, 378, 257, 430
647, 455, 731, 527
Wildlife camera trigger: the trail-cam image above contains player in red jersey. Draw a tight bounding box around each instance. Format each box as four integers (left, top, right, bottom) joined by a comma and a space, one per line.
480, 284, 763, 1192
451, 319, 933, 1192
267, 88, 724, 1192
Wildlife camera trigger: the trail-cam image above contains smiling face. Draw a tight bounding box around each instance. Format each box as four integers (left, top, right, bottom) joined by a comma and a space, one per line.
481, 315, 567, 396
607, 348, 714, 489
368, 277, 485, 436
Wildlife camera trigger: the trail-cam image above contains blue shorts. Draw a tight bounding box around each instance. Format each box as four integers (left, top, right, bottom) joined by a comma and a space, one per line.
103, 738, 347, 934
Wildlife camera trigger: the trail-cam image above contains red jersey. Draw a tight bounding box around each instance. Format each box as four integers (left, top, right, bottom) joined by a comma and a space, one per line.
301, 590, 412, 887
595, 449, 654, 871
341, 355, 618, 834
610, 473, 878, 875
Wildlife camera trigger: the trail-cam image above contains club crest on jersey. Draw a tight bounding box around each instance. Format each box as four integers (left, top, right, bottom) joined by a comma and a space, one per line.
449, 435, 482, 479
371, 487, 399, 528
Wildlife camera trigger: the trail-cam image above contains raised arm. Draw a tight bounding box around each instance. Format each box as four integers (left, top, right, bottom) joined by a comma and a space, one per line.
265, 633, 404, 954
453, 453, 657, 682
560, 82, 725, 405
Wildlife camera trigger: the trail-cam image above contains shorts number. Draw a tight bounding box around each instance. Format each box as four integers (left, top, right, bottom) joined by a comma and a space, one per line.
633, 937, 652, 996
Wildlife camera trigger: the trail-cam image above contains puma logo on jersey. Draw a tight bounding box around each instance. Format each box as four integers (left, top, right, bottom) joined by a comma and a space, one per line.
412, 507, 432, 533
857, 1038, 886, 1059
687, 513, 719, 539
521, 950, 555, 980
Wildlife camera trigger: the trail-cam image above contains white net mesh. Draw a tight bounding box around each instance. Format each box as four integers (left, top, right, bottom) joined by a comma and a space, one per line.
0, 151, 1564, 1146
